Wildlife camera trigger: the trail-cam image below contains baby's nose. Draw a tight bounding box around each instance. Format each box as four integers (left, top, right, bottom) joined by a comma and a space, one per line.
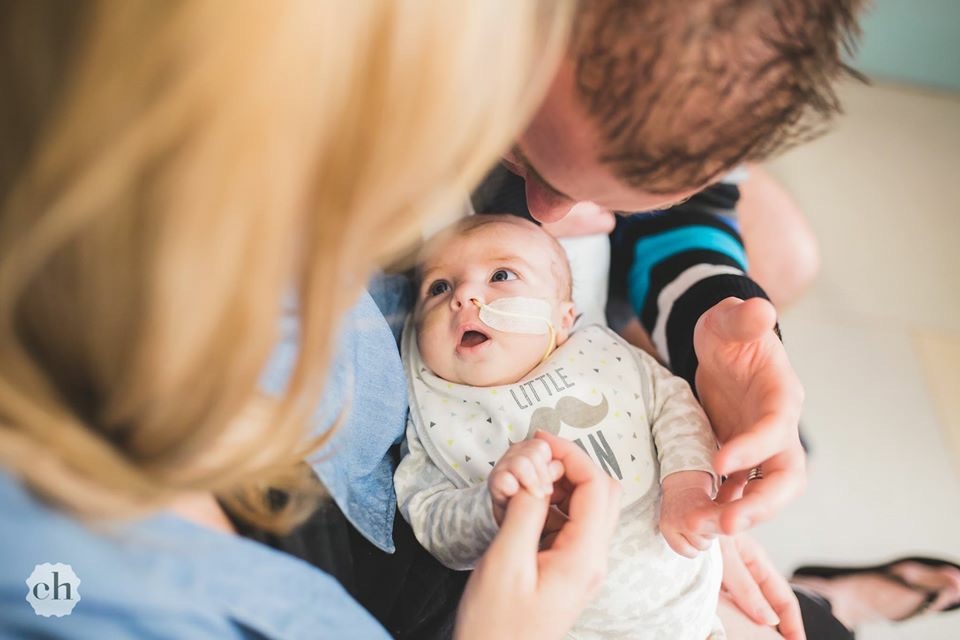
451, 283, 483, 310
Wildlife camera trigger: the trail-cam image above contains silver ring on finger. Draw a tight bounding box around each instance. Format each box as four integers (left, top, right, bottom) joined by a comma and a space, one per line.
747, 465, 764, 482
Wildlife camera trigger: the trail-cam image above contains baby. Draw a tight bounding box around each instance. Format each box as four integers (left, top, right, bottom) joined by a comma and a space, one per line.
395, 214, 725, 639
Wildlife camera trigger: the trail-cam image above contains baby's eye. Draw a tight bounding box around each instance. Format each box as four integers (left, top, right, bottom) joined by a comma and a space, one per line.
490, 268, 518, 283
427, 280, 451, 297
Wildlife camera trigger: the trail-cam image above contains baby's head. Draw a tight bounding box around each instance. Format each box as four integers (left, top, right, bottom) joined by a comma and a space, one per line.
414, 215, 575, 387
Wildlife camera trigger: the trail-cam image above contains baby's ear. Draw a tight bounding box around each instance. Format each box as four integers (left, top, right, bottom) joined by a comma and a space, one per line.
555, 300, 577, 346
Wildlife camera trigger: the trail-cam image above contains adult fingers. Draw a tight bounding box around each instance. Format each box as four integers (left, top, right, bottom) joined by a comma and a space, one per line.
704, 297, 777, 344
533, 432, 620, 614
737, 537, 806, 640
483, 486, 550, 578
715, 471, 748, 505
716, 453, 806, 534
720, 537, 781, 627
714, 412, 796, 477
774, 591, 807, 640
541, 505, 569, 541
534, 431, 620, 551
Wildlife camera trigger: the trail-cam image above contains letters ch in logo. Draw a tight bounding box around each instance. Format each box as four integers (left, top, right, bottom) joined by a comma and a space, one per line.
25, 563, 81, 617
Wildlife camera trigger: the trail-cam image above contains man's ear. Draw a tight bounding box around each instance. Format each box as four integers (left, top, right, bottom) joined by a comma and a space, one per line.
555, 300, 576, 346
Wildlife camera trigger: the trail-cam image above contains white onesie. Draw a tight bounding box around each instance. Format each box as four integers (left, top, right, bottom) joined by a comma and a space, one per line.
395, 322, 726, 639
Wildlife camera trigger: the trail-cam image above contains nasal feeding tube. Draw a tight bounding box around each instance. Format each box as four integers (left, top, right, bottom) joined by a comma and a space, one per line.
470, 296, 557, 363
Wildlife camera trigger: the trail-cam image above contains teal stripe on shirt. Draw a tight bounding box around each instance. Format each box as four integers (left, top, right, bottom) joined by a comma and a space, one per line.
628, 225, 748, 313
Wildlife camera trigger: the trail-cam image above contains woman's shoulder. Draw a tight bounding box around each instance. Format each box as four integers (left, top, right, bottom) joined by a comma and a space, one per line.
0, 472, 389, 639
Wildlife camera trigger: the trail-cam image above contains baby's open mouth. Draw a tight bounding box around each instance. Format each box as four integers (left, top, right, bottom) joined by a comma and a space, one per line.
459, 329, 489, 348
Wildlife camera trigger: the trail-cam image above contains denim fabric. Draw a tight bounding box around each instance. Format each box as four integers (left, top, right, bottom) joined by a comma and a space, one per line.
0, 280, 413, 637
260, 279, 412, 552
0, 472, 389, 639
366, 271, 415, 348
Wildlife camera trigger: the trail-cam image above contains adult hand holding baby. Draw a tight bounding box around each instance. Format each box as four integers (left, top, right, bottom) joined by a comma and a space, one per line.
456, 432, 621, 640
693, 297, 806, 534
488, 438, 564, 526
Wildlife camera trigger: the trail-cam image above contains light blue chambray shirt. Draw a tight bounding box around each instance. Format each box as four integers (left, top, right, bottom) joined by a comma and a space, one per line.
0, 274, 416, 638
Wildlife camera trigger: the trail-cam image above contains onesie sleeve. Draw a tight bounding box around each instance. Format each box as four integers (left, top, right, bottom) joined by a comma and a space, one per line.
635, 347, 719, 493
394, 418, 500, 570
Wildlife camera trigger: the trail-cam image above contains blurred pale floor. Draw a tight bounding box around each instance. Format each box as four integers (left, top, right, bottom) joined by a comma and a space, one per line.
755, 81, 960, 639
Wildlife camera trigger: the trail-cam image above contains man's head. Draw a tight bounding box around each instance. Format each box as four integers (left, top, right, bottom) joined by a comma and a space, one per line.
414, 215, 576, 387
506, 0, 865, 223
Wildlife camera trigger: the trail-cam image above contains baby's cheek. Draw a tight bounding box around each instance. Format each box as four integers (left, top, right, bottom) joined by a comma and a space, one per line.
499, 333, 548, 375
416, 324, 449, 376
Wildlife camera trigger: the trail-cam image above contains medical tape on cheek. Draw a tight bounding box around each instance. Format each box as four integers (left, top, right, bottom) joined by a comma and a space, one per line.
471, 297, 557, 362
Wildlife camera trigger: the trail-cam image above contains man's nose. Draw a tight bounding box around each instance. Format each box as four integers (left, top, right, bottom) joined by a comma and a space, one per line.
525, 180, 576, 224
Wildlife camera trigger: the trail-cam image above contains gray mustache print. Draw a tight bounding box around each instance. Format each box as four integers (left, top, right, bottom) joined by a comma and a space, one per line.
515, 394, 609, 442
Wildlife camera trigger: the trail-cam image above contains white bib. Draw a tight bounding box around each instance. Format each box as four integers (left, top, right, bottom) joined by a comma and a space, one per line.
403, 322, 660, 508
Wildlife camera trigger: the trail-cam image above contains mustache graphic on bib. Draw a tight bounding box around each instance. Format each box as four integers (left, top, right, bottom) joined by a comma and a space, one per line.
404, 317, 662, 509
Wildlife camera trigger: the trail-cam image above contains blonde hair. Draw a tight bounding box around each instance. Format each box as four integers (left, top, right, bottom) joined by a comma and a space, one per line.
0, 0, 571, 530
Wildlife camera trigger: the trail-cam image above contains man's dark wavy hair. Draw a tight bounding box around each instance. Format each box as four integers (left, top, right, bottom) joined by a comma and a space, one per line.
572, 0, 867, 193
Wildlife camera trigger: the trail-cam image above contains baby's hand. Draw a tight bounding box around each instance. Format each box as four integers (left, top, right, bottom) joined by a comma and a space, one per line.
659, 470, 721, 558
488, 439, 564, 525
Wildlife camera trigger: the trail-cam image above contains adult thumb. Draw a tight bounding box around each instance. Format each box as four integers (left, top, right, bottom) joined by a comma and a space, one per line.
486, 488, 550, 570
707, 297, 777, 343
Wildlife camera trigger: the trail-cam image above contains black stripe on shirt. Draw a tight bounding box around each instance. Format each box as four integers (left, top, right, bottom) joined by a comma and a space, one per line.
638, 250, 746, 331
665, 273, 771, 388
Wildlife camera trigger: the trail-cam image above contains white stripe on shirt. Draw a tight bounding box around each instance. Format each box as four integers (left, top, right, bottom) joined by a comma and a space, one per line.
652, 264, 745, 366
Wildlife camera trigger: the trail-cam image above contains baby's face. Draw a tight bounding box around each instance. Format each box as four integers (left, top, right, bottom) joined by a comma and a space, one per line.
415, 219, 574, 387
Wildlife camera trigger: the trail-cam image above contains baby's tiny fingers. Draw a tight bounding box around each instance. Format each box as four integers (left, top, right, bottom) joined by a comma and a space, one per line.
664, 530, 698, 559
523, 439, 555, 494
530, 454, 555, 496
685, 531, 715, 552
490, 470, 519, 500
511, 457, 546, 498
524, 437, 553, 464
686, 505, 722, 538
548, 460, 564, 482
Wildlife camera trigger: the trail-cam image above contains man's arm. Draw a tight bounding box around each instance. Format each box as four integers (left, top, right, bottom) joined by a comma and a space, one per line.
609, 181, 764, 383
611, 179, 806, 533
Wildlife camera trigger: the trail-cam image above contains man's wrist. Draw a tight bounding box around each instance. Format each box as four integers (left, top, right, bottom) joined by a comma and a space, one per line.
677, 276, 775, 387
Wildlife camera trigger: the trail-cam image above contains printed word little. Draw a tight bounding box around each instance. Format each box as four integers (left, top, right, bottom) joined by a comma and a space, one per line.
509, 368, 574, 410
